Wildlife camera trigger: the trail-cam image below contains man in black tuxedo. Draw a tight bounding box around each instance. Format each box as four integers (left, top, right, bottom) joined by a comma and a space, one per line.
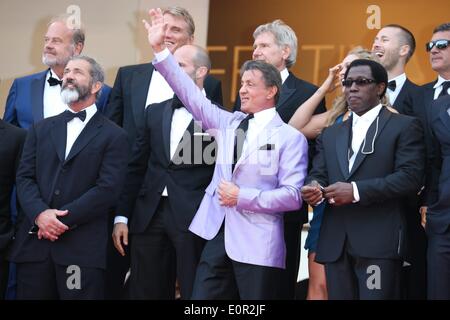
105, 7, 222, 298
233, 19, 326, 299
0, 120, 26, 299
423, 24, 450, 300
301, 59, 425, 299
372, 24, 427, 299
8, 56, 129, 299
113, 45, 216, 299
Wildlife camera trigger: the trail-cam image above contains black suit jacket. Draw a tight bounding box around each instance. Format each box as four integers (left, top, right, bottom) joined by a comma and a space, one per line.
307, 108, 425, 262
0, 120, 26, 251
426, 95, 450, 234
116, 98, 216, 233
235, 72, 326, 224
105, 63, 223, 148
8, 112, 129, 269
392, 78, 419, 115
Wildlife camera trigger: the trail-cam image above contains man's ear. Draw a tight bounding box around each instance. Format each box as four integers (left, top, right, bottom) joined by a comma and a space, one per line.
74, 42, 84, 56
399, 44, 410, 59
377, 82, 386, 98
91, 81, 102, 95
282, 45, 291, 62
267, 85, 278, 100
195, 66, 208, 79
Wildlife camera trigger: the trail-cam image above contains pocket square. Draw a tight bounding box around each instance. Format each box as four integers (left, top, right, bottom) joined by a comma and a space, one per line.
259, 143, 275, 150
193, 132, 210, 136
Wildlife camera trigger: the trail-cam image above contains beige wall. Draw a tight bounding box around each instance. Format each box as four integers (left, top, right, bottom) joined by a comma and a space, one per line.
0, 0, 210, 116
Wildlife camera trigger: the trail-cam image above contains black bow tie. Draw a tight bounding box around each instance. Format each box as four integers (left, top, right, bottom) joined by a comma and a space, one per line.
63, 110, 86, 122
172, 95, 185, 110
48, 71, 63, 86
387, 80, 396, 91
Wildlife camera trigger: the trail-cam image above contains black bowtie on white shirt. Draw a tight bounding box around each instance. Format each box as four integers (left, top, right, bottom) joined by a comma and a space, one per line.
387, 73, 406, 105
65, 104, 97, 159
44, 69, 68, 119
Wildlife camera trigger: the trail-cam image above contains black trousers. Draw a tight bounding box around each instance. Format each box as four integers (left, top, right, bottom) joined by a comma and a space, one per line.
0, 252, 8, 300
426, 227, 450, 300
325, 242, 402, 300
16, 257, 104, 299
129, 197, 205, 300
191, 227, 283, 300
280, 218, 302, 299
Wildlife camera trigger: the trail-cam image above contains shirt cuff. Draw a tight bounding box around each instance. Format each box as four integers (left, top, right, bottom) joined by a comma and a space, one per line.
154, 48, 170, 62
114, 216, 128, 225
351, 181, 360, 203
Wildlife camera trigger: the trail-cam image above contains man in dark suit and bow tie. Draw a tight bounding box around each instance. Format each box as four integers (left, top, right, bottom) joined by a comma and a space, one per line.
8, 56, 129, 299
106, 7, 222, 298
113, 45, 216, 300
233, 19, 326, 299
0, 120, 26, 299
301, 59, 425, 299
372, 24, 427, 299
3, 14, 111, 129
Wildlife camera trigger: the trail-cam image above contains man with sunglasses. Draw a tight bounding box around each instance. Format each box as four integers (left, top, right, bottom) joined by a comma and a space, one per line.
372, 25, 427, 300
422, 23, 450, 300
301, 59, 425, 299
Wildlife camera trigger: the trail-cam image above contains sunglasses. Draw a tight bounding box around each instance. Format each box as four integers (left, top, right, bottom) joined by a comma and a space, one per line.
426, 39, 450, 52
342, 78, 375, 88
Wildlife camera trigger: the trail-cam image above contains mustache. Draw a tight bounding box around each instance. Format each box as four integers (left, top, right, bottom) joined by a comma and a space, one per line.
62, 79, 77, 89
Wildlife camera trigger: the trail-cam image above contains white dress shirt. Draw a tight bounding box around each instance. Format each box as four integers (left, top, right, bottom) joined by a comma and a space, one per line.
433, 75, 450, 100
387, 73, 406, 105
43, 69, 68, 119
243, 107, 277, 155
280, 68, 289, 84
65, 104, 97, 159
349, 104, 383, 202
145, 69, 175, 107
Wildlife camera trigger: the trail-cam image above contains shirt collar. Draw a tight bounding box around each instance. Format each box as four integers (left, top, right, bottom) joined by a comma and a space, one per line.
434, 75, 450, 89
280, 68, 289, 84
252, 107, 277, 124
47, 69, 62, 81
352, 104, 382, 126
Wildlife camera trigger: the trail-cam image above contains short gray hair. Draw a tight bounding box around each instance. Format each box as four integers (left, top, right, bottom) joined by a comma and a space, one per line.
240, 60, 282, 104
69, 55, 104, 97
49, 14, 85, 46
253, 19, 298, 69
162, 6, 195, 37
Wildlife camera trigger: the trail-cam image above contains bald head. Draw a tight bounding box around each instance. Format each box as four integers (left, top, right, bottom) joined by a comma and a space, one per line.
173, 45, 211, 88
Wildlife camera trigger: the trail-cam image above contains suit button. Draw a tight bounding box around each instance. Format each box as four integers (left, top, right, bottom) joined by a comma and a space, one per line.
54, 190, 60, 196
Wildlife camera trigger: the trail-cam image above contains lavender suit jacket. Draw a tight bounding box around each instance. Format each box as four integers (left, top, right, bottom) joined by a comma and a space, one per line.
154, 53, 308, 268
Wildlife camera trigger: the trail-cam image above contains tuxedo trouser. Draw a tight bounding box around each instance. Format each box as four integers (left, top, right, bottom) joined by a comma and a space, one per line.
191, 227, 283, 300
129, 197, 205, 300
0, 251, 8, 299
16, 257, 104, 299
325, 241, 402, 300
426, 228, 450, 300
281, 216, 302, 299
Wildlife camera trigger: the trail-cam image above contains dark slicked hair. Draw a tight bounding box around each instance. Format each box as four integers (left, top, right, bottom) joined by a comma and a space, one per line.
344, 59, 388, 98
433, 22, 450, 34
384, 24, 416, 63
240, 60, 282, 104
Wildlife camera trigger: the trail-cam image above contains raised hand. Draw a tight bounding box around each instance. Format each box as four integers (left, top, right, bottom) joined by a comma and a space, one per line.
142, 8, 167, 53
320, 64, 342, 94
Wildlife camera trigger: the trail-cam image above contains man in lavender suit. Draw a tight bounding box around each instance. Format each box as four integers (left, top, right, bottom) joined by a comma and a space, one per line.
144, 9, 308, 299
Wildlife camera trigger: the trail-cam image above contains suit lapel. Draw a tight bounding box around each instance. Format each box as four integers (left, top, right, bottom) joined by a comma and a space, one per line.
161, 100, 174, 162
276, 74, 296, 112
349, 108, 392, 177
335, 119, 351, 179
50, 115, 67, 162
131, 64, 153, 130
438, 99, 450, 132
65, 113, 103, 163
393, 79, 409, 110
31, 71, 47, 123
